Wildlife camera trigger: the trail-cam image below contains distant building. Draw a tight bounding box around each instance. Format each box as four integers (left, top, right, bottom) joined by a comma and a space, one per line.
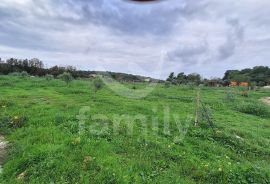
89, 74, 98, 78
239, 82, 249, 87
208, 80, 223, 87
230, 81, 238, 87
144, 78, 151, 82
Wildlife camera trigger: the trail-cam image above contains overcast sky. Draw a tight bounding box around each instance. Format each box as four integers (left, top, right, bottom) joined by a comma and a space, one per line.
0, 0, 270, 79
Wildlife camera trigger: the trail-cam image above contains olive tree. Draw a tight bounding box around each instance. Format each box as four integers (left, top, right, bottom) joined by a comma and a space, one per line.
58, 72, 73, 85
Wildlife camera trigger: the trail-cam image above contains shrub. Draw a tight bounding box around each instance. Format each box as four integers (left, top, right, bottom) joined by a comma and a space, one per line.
8, 71, 29, 77
236, 102, 270, 118
11, 116, 27, 128
45, 74, 54, 81
21, 71, 29, 77
9, 72, 21, 76
240, 91, 248, 97
0, 116, 27, 131
58, 72, 73, 85
225, 90, 236, 102
0, 117, 11, 134
93, 78, 104, 93
186, 82, 196, 90
164, 81, 171, 88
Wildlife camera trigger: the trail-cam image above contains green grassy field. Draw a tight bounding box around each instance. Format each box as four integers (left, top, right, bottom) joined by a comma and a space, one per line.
0, 76, 269, 183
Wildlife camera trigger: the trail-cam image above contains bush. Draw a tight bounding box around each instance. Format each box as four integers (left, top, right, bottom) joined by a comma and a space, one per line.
11, 116, 27, 128
0, 115, 27, 132
236, 102, 270, 118
45, 74, 54, 81
21, 71, 29, 77
187, 82, 196, 89
8, 71, 29, 77
58, 72, 73, 85
240, 91, 248, 97
9, 72, 21, 76
225, 90, 236, 102
93, 78, 104, 93
164, 81, 171, 88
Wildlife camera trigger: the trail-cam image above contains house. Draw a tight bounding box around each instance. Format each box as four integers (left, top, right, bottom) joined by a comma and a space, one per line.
89, 74, 98, 78
230, 81, 238, 87
239, 82, 249, 87
208, 80, 223, 87
144, 78, 151, 82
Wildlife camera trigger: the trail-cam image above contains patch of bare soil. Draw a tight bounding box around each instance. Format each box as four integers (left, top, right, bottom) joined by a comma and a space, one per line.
261, 97, 270, 106
0, 135, 8, 173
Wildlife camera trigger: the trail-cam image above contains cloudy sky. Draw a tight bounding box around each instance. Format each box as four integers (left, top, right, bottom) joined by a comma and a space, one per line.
0, 0, 270, 79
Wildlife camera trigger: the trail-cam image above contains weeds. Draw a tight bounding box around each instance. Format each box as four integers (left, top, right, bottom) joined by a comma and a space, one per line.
236, 102, 270, 118
0, 99, 13, 107
164, 81, 170, 88
194, 90, 215, 129
45, 74, 54, 81
0, 77, 269, 183
0, 115, 27, 133
225, 89, 236, 102
93, 78, 104, 94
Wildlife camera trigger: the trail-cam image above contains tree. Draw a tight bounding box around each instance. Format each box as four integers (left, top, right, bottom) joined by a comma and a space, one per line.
187, 73, 201, 85
223, 66, 270, 86
167, 72, 175, 82
49, 66, 66, 77
58, 72, 73, 85
176, 72, 187, 84
93, 78, 104, 93
29, 58, 44, 69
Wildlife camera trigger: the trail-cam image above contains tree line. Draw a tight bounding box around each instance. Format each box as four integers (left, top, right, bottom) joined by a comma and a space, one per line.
0, 57, 156, 82
0, 57, 269, 86
166, 66, 270, 87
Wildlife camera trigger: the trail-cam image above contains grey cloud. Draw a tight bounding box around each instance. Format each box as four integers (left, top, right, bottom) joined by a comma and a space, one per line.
166, 41, 209, 65
53, 0, 208, 35
0, 0, 269, 79
218, 38, 236, 60
218, 19, 245, 60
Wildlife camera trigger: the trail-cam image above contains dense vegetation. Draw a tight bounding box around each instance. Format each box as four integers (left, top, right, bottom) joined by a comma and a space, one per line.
0, 75, 269, 183
167, 66, 270, 86
1, 57, 270, 86
223, 66, 270, 86
0, 58, 157, 82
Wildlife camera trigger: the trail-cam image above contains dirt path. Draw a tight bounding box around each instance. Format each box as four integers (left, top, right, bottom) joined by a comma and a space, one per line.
261, 97, 270, 106
0, 135, 8, 173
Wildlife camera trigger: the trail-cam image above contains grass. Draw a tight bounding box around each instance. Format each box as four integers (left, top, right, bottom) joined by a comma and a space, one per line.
0, 76, 269, 183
